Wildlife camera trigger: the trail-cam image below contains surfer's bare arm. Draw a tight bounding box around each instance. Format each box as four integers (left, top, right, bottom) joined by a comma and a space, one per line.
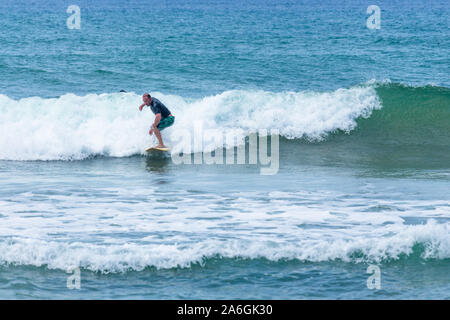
139, 103, 146, 111
153, 114, 162, 128
149, 113, 162, 135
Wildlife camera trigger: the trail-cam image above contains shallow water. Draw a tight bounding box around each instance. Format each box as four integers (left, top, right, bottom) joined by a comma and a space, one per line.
1, 157, 449, 299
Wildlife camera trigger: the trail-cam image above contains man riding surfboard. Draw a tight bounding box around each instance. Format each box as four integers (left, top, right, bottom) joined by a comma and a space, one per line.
139, 93, 175, 149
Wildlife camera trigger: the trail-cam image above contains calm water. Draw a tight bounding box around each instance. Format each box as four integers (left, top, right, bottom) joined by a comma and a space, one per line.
0, 0, 449, 299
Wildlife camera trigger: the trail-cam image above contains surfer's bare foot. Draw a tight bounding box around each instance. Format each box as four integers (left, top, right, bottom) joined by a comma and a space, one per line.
155, 144, 166, 148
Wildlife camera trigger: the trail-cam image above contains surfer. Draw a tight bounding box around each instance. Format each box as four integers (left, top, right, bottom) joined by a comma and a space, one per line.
139, 93, 175, 148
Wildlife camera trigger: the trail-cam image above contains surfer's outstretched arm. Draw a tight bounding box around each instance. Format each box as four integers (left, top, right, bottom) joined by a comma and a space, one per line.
138, 103, 146, 111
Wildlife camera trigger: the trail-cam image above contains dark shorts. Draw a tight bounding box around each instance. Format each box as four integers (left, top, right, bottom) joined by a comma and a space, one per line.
157, 115, 175, 130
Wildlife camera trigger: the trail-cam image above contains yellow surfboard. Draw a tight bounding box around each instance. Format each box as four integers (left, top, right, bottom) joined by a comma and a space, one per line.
146, 146, 169, 152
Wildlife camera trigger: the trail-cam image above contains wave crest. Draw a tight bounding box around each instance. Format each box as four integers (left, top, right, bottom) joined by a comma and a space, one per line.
1, 83, 448, 161
0, 86, 381, 160
0, 221, 448, 273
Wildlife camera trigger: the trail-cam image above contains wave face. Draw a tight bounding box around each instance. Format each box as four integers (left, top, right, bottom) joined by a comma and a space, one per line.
0, 83, 448, 162
350, 84, 450, 147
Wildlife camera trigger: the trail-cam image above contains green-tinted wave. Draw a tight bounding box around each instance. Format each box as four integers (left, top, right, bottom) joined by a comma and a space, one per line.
353, 83, 450, 147
283, 84, 450, 170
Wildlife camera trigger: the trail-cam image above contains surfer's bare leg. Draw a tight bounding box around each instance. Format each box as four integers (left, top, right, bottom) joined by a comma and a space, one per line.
152, 126, 165, 148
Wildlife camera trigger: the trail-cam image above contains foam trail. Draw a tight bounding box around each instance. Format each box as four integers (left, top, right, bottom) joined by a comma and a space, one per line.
0, 87, 381, 160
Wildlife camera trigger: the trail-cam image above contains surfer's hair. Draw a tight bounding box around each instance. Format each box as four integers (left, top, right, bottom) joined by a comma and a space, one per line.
145, 93, 151, 99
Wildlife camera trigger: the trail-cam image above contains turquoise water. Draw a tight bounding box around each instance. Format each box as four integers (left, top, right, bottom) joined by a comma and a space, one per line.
0, 0, 449, 299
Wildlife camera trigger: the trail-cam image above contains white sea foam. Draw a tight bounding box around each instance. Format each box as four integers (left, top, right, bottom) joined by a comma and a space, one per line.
0, 86, 381, 160
0, 186, 448, 273
0, 221, 447, 273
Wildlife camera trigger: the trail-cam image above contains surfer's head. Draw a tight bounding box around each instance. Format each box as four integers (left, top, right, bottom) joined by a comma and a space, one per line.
143, 93, 152, 106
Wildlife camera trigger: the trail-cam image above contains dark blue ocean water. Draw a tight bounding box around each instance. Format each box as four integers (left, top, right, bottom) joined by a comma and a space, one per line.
0, 0, 449, 299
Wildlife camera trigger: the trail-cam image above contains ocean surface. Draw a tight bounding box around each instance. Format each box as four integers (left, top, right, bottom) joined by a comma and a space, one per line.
0, 0, 449, 299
